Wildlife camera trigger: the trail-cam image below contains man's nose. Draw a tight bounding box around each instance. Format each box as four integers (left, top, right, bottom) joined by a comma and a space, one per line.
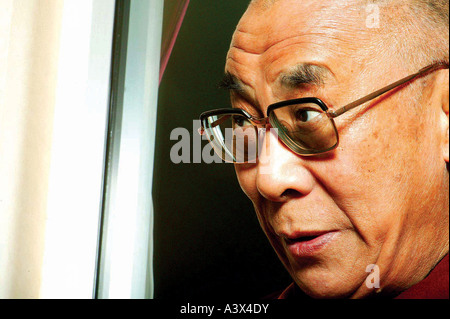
256, 128, 314, 202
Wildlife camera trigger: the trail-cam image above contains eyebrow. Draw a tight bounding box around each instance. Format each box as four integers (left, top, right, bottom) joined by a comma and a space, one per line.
279, 63, 331, 88
218, 72, 257, 107
218, 63, 332, 94
218, 72, 246, 92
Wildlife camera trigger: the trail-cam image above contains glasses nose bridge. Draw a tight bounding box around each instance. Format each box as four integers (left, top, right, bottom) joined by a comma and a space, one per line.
251, 116, 283, 156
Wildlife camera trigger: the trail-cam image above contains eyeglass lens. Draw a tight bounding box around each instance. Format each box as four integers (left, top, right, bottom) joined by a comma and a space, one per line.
269, 102, 338, 155
203, 103, 338, 163
205, 114, 259, 163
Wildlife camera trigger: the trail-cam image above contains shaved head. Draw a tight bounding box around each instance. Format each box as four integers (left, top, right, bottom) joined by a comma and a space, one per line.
247, 0, 448, 67
224, 0, 449, 298
242, 0, 448, 109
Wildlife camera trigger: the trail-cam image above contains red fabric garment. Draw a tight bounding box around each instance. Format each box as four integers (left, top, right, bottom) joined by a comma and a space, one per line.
395, 254, 449, 299
277, 283, 300, 299
277, 254, 449, 299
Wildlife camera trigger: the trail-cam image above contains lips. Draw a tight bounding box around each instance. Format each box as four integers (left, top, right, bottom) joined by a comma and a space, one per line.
282, 231, 338, 257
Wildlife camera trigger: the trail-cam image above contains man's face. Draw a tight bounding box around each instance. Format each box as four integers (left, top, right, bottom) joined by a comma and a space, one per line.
226, 0, 449, 298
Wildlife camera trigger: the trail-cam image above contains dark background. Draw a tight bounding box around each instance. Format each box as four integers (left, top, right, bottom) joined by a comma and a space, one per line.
153, 1, 291, 299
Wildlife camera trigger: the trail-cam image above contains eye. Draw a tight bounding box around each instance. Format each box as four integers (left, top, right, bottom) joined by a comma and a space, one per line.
295, 109, 320, 122
233, 116, 252, 128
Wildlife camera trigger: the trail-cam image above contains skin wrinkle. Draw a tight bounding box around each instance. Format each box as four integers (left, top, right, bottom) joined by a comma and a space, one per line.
259, 159, 376, 288
331, 69, 439, 136
229, 59, 337, 117
279, 65, 328, 87
250, 0, 449, 67
257, 88, 412, 256
230, 2, 371, 66
360, 75, 448, 295
227, 13, 375, 109
226, 0, 449, 299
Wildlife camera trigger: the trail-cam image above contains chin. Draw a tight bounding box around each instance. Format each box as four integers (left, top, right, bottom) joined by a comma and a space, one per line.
290, 267, 367, 299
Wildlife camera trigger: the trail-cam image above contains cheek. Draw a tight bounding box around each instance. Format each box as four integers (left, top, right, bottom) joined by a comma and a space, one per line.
323, 104, 431, 243
333, 101, 419, 188
325, 113, 408, 222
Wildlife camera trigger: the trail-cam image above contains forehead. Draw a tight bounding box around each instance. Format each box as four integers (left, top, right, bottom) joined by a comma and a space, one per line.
235, 1, 340, 49
226, 0, 374, 82
240, 1, 361, 43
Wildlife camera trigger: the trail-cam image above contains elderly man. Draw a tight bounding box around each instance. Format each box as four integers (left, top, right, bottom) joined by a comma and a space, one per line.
199, 0, 448, 298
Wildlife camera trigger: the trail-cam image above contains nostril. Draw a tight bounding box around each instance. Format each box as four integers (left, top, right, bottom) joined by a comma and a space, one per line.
281, 188, 303, 199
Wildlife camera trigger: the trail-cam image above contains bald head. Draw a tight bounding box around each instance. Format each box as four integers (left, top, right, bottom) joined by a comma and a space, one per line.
223, 0, 449, 299
250, 0, 448, 19
246, 0, 448, 67
380, 0, 449, 66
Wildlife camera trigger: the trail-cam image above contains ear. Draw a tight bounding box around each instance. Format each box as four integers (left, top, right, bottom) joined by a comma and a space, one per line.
439, 69, 449, 163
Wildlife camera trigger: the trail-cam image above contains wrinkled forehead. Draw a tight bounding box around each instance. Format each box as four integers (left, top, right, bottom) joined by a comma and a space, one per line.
230, 0, 371, 56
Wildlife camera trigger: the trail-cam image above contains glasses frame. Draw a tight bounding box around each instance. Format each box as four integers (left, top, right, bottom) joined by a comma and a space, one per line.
199, 62, 449, 161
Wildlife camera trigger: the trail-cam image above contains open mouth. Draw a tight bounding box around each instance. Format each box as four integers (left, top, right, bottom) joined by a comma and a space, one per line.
285, 235, 320, 244
283, 231, 338, 257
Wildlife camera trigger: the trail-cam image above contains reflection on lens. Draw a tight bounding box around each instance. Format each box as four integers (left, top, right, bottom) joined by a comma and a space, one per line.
204, 114, 257, 163
270, 103, 337, 153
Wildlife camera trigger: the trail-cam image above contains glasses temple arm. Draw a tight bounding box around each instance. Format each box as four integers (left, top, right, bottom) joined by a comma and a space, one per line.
210, 115, 231, 127
198, 114, 231, 135
329, 63, 449, 118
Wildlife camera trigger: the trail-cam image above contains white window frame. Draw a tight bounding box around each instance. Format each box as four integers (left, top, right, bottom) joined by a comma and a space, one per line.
94, 0, 164, 299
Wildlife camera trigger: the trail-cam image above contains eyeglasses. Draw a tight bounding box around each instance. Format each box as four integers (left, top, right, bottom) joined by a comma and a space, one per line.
199, 62, 449, 163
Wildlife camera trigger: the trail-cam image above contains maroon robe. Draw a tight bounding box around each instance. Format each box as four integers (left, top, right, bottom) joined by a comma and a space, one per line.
277, 254, 449, 299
